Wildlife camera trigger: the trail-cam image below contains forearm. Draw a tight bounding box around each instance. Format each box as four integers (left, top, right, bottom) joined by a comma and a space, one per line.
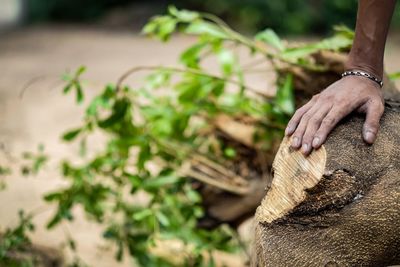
345, 0, 396, 79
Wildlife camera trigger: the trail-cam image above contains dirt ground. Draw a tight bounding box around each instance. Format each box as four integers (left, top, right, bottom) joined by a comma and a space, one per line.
1, 25, 400, 266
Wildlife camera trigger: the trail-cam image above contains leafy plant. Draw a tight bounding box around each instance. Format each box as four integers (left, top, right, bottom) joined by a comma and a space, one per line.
0, 211, 36, 267
20, 144, 48, 176
21, 6, 353, 267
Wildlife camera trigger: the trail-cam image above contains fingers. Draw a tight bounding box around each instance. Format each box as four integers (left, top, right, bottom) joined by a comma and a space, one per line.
312, 107, 347, 149
285, 96, 318, 136
363, 101, 384, 144
289, 109, 312, 149
290, 103, 327, 152
300, 105, 331, 154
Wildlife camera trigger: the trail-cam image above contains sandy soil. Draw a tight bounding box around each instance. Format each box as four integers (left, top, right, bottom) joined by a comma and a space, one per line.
1, 25, 400, 266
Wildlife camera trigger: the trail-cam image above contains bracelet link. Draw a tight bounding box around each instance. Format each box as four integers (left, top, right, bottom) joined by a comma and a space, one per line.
341, 70, 383, 88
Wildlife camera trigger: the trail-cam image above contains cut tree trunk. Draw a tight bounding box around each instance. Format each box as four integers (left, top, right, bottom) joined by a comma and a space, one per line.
253, 102, 400, 267
193, 52, 400, 229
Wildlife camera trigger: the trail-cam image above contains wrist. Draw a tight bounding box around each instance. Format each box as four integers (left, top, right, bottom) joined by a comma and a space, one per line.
345, 55, 383, 80
341, 70, 383, 88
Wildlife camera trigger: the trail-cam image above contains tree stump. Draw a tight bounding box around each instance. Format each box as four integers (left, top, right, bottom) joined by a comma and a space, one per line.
253, 102, 400, 267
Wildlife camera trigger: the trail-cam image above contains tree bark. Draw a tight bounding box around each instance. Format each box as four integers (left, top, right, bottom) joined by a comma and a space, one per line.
253, 101, 400, 267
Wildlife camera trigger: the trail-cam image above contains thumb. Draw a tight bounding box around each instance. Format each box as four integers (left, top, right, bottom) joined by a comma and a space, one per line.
363, 101, 384, 144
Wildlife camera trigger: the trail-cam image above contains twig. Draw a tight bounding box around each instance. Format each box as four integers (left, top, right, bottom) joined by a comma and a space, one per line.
179, 162, 249, 195
116, 65, 273, 99
191, 158, 248, 187
190, 154, 248, 186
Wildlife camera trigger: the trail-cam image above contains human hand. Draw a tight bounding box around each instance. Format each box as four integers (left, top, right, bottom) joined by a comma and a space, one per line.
285, 75, 384, 155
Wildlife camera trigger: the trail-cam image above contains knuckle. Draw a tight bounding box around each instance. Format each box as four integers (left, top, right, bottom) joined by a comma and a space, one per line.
323, 116, 336, 126
323, 95, 334, 102
309, 117, 321, 125
311, 94, 320, 101
334, 100, 347, 109
302, 114, 311, 121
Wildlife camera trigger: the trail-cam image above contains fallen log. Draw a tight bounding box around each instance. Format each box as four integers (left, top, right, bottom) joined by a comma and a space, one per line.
253, 102, 400, 266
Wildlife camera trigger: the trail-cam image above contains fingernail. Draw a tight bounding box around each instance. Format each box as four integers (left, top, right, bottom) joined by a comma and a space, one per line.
285, 125, 293, 135
302, 143, 309, 154
292, 137, 300, 148
312, 137, 320, 148
364, 131, 375, 143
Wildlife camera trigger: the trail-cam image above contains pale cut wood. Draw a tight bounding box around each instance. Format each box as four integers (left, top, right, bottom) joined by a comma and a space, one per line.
255, 137, 326, 223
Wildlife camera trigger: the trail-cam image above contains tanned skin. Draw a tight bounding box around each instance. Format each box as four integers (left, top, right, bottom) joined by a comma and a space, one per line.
285, 0, 397, 155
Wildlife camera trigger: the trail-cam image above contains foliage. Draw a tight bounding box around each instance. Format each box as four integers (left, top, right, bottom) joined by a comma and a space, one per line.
177, 0, 359, 34
0, 166, 11, 190
20, 144, 48, 176
0, 211, 36, 267
35, 6, 354, 267
0, 5, 355, 267
0, 166, 11, 176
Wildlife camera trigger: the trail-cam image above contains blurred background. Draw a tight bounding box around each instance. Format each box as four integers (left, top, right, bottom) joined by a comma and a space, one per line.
2, 0, 400, 34
1, 1, 400, 267
0, 1, 385, 34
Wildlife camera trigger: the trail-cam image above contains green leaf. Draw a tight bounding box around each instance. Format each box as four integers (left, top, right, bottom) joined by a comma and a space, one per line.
168, 6, 199, 22
86, 86, 114, 117
217, 50, 235, 75
68, 238, 76, 251
143, 16, 178, 41
44, 192, 62, 202
153, 118, 173, 136
275, 74, 295, 115
137, 143, 151, 170
281, 31, 353, 62
63, 84, 72, 94
75, 66, 86, 76
145, 70, 171, 90
133, 209, 153, 221
180, 43, 207, 68
333, 24, 355, 39
75, 83, 84, 103
98, 98, 130, 128
255, 28, 285, 51
185, 21, 230, 39
158, 18, 177, 41
389, 71, 400, 80
142, 19, 158, 34
223, 147, 236, 158
62, 128, 82, 141
185, 188, 202, 203
156, 211, 170, 227
0, 165, 11, 176
143, 175, 180, 191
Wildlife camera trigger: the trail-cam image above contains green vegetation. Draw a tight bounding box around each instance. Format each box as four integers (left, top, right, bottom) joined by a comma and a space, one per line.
0, 211, 36, 267
43, 7, 352, 266
2, 6, 354, 267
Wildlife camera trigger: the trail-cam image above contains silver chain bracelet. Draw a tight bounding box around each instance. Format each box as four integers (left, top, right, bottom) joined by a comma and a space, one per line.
341, 70, 383, 88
